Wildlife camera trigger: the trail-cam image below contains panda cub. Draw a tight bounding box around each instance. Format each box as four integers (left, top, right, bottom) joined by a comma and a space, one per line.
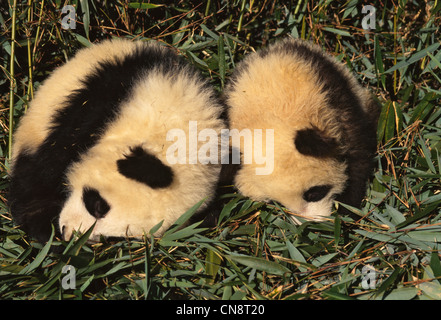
225, 38, 379, 222
9, 39, 224, 242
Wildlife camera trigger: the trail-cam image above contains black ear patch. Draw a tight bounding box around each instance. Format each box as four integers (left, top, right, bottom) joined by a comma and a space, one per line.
83, 187, 111, 219
117, 146, 173, 189
294, 127, 339, 158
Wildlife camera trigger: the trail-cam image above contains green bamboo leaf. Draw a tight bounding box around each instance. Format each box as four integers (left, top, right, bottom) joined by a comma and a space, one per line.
218, 196, 241, 225
226, 254, 291, 276
105, 262, 129, 276
19, 226, 54, 275
149, 219, 164, 235
200, 24, 219, 40
347, 239, 364, 260
385, 204, 406, 225
160, 224, 206, 243
79, 274, 95, 292
374, 36, 386, 90
362, 286, 419, 300
421, 192, 441, 205
322, 27, 352, 37
311, 253, 338, 267
383, 287, 418, 300
128, 3, 163, 9
179, 40, 215, 52
221, 286, 233, 300
334, 215, 341, 246
285, 241, 313, 272
423, 51, 441, 73
342, 0, 358, 19
164, 199, 205, 235
385, 101, 396, 142
376, 100, 388, 142
407, 230, 441, 243
409, 93, 436, 124
223, 33, 247, 47
419, 281, 441, 299
63, 222, 95, 256
205, 248, 222, 284
418, 138, 437, 173
354, 229, 395, 242
374, 268, 401, 298
430, 250, 441, 284
172, 20, 189, 45
396, 202, 440, 229
0, 263, 25, 274
74, 33, 92, 47
431, 0, 441, 14
384, 42, 440, 73
186, 51, 208, 69
322, 290, 356, 300
79, 0, 90, 39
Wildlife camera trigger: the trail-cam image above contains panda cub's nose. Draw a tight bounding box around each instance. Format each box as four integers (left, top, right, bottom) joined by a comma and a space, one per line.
61, 224, 73, 241
61, 225, 66, 239
82, 187, 111, 219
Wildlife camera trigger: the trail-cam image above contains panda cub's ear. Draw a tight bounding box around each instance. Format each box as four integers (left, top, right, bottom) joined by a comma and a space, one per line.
294, 127, 339, 158
117, 146, 174, 189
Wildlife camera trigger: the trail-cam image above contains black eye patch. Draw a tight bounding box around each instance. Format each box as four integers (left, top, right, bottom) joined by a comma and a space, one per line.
117, 146, 173, 189
83, 187, 111, 219
303, 185, 332, 203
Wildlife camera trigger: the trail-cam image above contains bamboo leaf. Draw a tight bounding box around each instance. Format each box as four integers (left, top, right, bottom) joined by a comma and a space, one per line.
19, 226, 54, 275
205, 248, 222, 284
374, 268, 401, 298
419, 281, 441, 299
63, 222, 95, 256
79, 0, 90, 39
200, 24, 219, 40
163, 199, 205, 235
374, 35, 386, 90
128, 3, 163, 9
226, 254, 291, 276
322, 27, 352, 37
430, 250, 441, 284
385, 204, 406, 225
384, 42, 440, 73
160, 223, 206, 244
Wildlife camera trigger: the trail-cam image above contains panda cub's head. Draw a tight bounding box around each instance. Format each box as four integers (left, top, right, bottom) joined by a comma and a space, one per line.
225, 38, 379, 221
9, 39, 224, 242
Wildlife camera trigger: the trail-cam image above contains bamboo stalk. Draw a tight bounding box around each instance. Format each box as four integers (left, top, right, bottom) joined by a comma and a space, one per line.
237, 0, 246, 32
32, 0, 45, 60
204, 0, 211, 17
26, 0, 34, 106
8, 0, 18, 160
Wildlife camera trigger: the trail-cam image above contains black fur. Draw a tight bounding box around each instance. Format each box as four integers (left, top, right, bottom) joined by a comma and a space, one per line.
83, 187, 111, 219
303, 185, 332, 203
9, 42, 193, 242
117, 146, 174, 189
295, 127, 340, 158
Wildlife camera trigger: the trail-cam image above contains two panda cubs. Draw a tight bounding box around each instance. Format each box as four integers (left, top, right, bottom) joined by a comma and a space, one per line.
9, 38, 379, 243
